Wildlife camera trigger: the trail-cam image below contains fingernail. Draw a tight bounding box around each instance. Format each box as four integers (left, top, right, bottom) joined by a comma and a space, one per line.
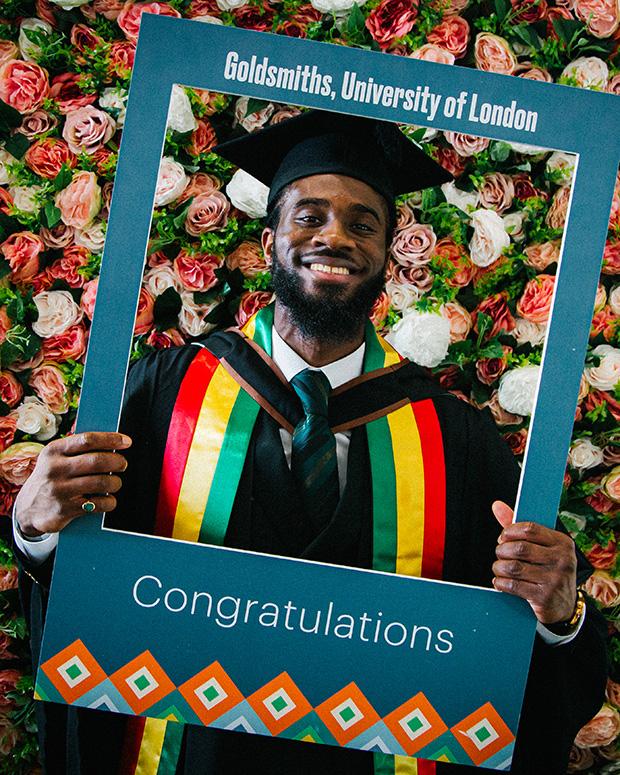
119, 435, 132, 447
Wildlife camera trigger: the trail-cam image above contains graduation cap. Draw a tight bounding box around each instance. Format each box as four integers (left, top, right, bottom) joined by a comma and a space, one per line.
214, 110, 452, 216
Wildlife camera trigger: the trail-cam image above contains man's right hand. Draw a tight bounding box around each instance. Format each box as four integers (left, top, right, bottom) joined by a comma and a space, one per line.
14, 432, 132, 538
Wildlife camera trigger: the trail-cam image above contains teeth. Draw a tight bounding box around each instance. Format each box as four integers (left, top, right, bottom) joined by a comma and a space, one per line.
309, 263, 350, 275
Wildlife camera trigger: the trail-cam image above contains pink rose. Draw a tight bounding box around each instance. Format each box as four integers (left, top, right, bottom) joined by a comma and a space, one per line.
80, 277, 99, 320
511, 0, 547, 22
574, 0, 619, 37
574, 704, 620, 747
427, 16, 470, 57
42, 324, 88, 362
0, 372, 23, 409
0, 416, 16, 453
47, 244, 91, 288
233, 97, 274, 133
515, 63, 553, 82
476, 345, 512, 385
0, 307, 10, 346
0, 566, 18, 593
226, 241, 267, 278
40, 223, 75, 250
49, 72, 96, 114
444, 131, 490, 157
19, 109, 58, 140
434, 147, 467, 178
365, 0, 419, 50
516, 274, 555, 324
473, 293, 516, 338
0, 60, 49, 114
174, 250, 222, 292
441, 301, 472, 343
0, 41, 18, 67
1, 231, 44, 283
586, 539, 617, 570
276, 4, 322, 37
62, 105, 116, 155
108, 41, 136, 79
474, 33, 517, 75
606, 678, 620, 707
476, 390, 523, 426
24, 138, 76, 180
434, 238, 475, 287
93, 0, 126, 19
70, 24, 104, 61
390, 223, 437, 268
0, 441, 44, 485
178, 172, 220, 205
584, 572, 620, 608
479, 172, 515, 214
602, 240, 620, 275
0, 632, 16, 660
185, 191, 230, 236
146, 328, 185, 349
395, 201, 416, 231
523, 240, 561, 271
503, 429, 528, 455
236, 291, 274, 327
608, 73, 620, 94
233, 4, 275, 31
188, 118, 218, 158
545, 185, 571, 230
410, 44, 455, 64
117, 2, 182, 43
133, 287, 155, 335
55, 171, 102, 229
29, 363, 70, 414
392, 264, 434, 293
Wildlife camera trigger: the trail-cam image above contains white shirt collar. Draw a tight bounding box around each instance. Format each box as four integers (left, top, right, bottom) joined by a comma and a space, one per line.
271, 327, 365, 389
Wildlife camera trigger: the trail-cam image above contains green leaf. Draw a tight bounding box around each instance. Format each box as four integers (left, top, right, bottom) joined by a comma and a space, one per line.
494, 0, 510, 22
476, 312, 493, 347
172, 198, 193, 230
42, 202, 62, 229
0, 98, 22, 130
153, 287, 182, 331
244, 98, 268, 118
347, 2, 366, 35
510, 23, 543, 51
3, 132, 30, 160
551, 17, 583, 44
490, 142, 512, 165
0, 325, 41, 367
52, 164, 74, 192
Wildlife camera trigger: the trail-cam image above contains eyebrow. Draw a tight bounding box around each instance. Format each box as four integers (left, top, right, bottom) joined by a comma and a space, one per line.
293, 198, 383, 225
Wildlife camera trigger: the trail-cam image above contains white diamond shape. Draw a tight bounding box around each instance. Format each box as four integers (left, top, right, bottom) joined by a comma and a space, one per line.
126, 667, 159, 699
263, 689, 295, 720
225, 715, 256, 733
88, 694, 119, 712
361, 735, 391, 753
466, 718, 500, 751
57, 656, 91, 689
331, 699, 364, 730
399, 708, 432, 742
194, 677, 227, 710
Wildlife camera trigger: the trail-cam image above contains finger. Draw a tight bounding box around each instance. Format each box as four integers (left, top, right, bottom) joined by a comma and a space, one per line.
71, 494, 118, 515
51, 451, 128, 477
498, 521, 562, 548
63, 474, 123, 496
495, 540, 557, 565
492, 500, 514, 529
492, 575, 543, 602
55, 432, 132, 456
492, 559, 563, 583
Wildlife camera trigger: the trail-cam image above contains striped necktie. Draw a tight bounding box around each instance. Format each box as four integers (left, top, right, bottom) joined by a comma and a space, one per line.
290, 368, 339, 533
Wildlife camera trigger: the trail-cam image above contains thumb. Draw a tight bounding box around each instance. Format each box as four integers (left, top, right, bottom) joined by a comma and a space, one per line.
492, 500, 514, 530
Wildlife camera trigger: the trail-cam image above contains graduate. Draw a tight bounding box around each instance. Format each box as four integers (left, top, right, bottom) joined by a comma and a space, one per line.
14, 111, 607, 775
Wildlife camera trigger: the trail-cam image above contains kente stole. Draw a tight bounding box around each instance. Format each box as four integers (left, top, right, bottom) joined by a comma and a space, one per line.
121, 305, 446, 775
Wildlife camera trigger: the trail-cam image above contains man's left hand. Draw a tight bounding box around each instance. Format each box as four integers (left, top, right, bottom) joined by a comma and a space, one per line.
491, 500, 577, 625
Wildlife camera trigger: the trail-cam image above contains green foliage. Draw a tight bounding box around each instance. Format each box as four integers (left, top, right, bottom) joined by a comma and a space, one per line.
244, 270, 273, 292
23, 26, 76, 71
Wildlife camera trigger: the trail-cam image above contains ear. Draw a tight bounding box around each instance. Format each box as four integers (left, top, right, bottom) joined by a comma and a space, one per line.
261, 228, 274, 267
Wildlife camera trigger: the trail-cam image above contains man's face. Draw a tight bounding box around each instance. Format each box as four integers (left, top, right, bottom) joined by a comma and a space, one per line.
261, 174, 389, 342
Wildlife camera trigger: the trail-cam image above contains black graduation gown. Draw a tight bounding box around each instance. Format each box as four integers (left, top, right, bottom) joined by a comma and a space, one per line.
17, 331, 608, 775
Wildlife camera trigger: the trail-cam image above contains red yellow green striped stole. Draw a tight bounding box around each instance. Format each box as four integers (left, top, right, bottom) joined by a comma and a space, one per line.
121, 304, 446, 775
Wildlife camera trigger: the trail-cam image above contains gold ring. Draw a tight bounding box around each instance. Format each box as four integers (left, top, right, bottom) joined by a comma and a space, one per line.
81, 500, 97, 513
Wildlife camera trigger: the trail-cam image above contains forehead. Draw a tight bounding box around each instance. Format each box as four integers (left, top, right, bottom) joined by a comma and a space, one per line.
281, 174, 389, 220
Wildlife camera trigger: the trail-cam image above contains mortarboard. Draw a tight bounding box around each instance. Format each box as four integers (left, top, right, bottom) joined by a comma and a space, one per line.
214, 110, 452, 214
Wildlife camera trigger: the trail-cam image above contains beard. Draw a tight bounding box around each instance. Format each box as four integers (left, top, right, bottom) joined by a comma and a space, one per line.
270, 246, 385, 344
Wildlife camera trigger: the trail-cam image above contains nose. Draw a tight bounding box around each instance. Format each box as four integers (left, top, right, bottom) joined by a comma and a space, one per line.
311, 216, 355, 252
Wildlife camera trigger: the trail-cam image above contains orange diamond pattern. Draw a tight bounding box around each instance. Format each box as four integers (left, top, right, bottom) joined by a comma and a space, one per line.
247, 672, 312, 736
178, 661, 244, 726
109, 650, 175, 714
40, 639, 107, 704
451, 702, 515, 765
384, 691, 448, 756
315, 682, 380, 746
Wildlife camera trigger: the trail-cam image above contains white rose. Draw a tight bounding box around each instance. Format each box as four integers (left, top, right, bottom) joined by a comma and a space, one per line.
559, 510, 587, 537
441, 182, 479, 213
178, 292, 218, 337
234, 97, 274, 132
225, 169, 269, 219
407, 125, 439, 142
546, 151, 576, 185
48, 0, 90, 7
191, 14, 225, 23
99, 86, 128, 128
216, 0, 248, 8
32, 290, 83, 337
502, 211, 526, 242
513, 316, 547, 346
385, 279, 420, 312
386, 310, 451, 368
143, 265, 182, 297
74, 220, 107, 253
568, 438, 605, 472
609, 285, 620, 315
469, 209, 510, 267
9, 185, 43, 214
561, 56, 609, 90
498, 364, 540, 416
507, 141, 548, 155
0, 149, 17, 186
167, 85, 197, 134
584, 344, 620, 391
154, 156, 188, 207
594, 283, 607, 313
11, 396, 60, 441
311, 0, 367, 12
19, 18, 53, 61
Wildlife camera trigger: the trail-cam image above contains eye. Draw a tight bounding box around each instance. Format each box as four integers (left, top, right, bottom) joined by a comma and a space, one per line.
296, 214, 321, 225
352, 222, 376, 233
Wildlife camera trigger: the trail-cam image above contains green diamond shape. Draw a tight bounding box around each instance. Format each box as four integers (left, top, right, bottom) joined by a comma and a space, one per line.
271, 695, 288, 713
475, 726, 492, 742
203, 685, 219, 702
407, 715, 424, 733
133, 674, 151, 692
339, 706, 356, 723
65, 663, 82, 681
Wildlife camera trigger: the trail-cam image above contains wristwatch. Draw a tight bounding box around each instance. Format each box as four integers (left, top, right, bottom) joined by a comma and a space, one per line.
544, 590, 586, 635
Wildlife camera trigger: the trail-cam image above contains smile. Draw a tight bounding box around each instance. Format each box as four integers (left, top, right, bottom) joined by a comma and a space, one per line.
309, 263, 351, 275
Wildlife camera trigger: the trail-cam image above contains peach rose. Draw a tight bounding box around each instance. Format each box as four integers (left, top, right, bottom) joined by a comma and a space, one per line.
392, 264, 434, 293
523, 240, 561, 271
608, 73, 620, 94
441, 301, 472, 343
24, 137, 76, 180
586, 539, 617, 570
602, 465, 620, 502
0, 714, 20, 757
515, 63, 553, 82
29, 362, 70, 414
365, 0, 419, 50
0, 668, 20, 704
55, 170, 102, 229
602, 240, 620, 275
606, 679, 620, 707
410, 44, 455, 64
516, 274, 556, 324
49, 72, 96, 114
62, 105, 116, 155
590, 307, 617, 341
575, 704, 620, 747
47, 244, 90, 288
178, 292, 219, 338
584, 572, 620, 608
93, 0, 125, 19
42, 323, 87, 362
474, 33, 517, 75
1, 231, 44, 283
503, 428, 528, 455
434, 238, 474, 287
479, 172, 514, 214
391, 223, 437, 268
236, 291, 274, 327
108, 41, 136, 79
476, 345, 512, 385
226, 241, 267, 278
545, 185, 571, 230
80, 277, 99, 320
370, 291, 390, 328
19, 110, 57, 141
395, 201, 416, 231
0, 416, 16, 453
574, 0, 619, 37
427, 15, 470, 57
477, 390, 523, 426
184, 191, 230, 236
443, 131, 490, 157
174, 250, 222, 292
0, 372, 23, 409
40, 223, 75, 250
561, 56, 609, 89
188, 118, 217, 157
473, 293, 516, 338
0, 441, 44, 485
434, 147, 467, 178
0, 41, 19, 67
0, 59, 49, 113
117, 2, 182, 42
178, 172, 221, 205
134, 287, 155, 335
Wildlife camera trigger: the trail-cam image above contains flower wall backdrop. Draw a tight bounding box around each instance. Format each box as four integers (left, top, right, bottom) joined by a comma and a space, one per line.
0, 0, 618, 771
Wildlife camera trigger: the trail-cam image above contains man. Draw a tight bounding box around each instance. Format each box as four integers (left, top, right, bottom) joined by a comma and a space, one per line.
14, 112, 606, 775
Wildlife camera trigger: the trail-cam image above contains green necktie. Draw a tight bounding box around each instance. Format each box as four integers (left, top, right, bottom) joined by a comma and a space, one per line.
290, 368, 340, 533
